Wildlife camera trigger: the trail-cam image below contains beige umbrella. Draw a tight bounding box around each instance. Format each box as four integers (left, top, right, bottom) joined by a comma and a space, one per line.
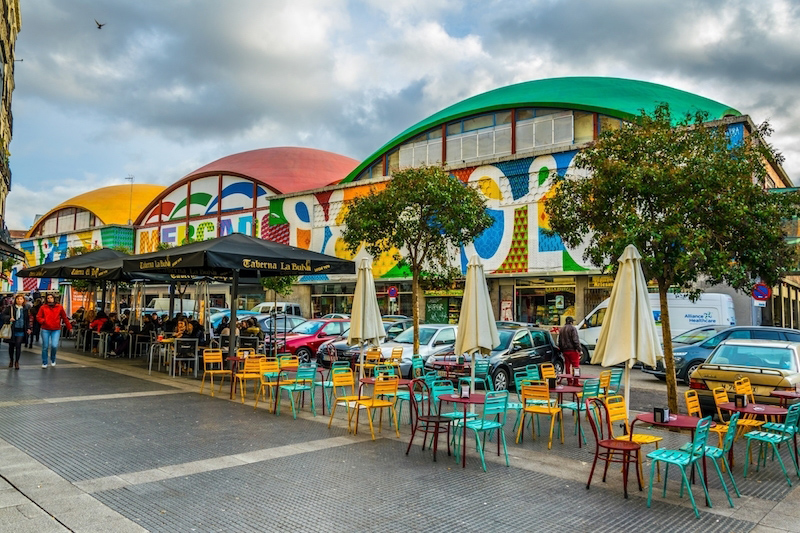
591, 244, 663, 415
348, 258, 386, 379
455, 255, 501, 393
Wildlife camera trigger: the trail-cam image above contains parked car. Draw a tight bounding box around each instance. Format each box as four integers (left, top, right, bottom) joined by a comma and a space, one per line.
273, 318, 350, 362
209, 310, 260, 329
382, 315, 408, 320
690, 339, 800, 412
250, 301, 303, 316
321, 313, 350, 319
425, 326, 563, 391
643, 326, 800, 383
316, 318, 413, 367
252, 314, 306, 336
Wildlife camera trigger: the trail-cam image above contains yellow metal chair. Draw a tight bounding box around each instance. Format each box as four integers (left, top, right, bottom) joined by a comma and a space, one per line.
685, 389, 727, 447
254, 358, 282, 410
539, 363, 557, 380
517, 380, 563, 449
598, 370, 612, 397
234, 356, 264, 403
387, 347, 404, 371
354, 375, 400, 440
327, 368, 366, 432
713, 386, 764, 437
278, 354, 300, 370
734, 377, 757, 405
199, 349, 231, 397
605, 395, 662, 481
357, 348, 383, 377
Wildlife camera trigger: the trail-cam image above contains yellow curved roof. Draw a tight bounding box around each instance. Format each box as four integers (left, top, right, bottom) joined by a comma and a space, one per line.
27, 184, 166, 237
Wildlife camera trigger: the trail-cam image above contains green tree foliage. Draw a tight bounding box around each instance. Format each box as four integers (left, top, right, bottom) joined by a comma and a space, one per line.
260, 276, 298, 297
341, 166, 493, 352
545, 103, 800, 413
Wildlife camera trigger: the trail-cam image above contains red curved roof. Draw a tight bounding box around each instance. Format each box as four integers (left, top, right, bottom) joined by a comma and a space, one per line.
187, 147, 359, 194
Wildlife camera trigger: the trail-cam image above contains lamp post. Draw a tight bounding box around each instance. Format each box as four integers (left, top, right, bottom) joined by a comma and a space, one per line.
125, 175, 134, 225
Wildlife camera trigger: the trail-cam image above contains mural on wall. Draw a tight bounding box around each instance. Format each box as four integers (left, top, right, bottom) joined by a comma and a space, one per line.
132, 153, 594, 281
3, 227, 134, 292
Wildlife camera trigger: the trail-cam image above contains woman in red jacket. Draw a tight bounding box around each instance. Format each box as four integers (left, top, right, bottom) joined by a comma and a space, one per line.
36, 294, 72, 368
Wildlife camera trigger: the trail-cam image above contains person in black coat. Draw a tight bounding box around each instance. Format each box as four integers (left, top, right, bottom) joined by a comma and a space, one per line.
2, 293, 33, 369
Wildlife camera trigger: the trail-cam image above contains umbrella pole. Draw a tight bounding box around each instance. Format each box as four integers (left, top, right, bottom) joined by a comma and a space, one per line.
624, 365, 631, 419
229, 270, 239, 357
359, 342, 365, 380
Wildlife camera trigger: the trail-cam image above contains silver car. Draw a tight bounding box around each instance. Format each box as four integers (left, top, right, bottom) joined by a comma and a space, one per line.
379, 324, 457, 377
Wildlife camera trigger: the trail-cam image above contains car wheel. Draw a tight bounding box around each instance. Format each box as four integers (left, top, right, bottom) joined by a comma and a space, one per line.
580, 345, 590, 365
552, 357, 564, 376
682, 361, 702, 384
296, 347, 312, 363
492, 368, 510, 391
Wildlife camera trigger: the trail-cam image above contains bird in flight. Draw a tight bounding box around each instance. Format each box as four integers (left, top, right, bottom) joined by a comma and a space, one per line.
95, 19, 105, 29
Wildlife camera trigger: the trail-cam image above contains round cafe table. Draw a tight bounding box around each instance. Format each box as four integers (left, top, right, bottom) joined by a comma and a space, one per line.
551, 384, 584, 446
770, 390, 800, 408
438, 393, 486, 468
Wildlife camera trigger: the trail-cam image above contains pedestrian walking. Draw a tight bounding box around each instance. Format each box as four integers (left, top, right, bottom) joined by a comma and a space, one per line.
36, 294, 72, 368
2, 293, 32, 369
557, 316, 581, 384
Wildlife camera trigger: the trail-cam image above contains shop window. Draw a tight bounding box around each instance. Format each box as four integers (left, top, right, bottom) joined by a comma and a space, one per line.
574, 111, 594, 144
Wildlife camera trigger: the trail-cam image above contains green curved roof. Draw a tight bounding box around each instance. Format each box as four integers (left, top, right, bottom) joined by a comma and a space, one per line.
343, 76, 741, 183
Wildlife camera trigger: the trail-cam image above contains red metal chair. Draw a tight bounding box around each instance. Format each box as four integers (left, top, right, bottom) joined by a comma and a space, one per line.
405, 378, 452, 461
584, 397, 643, 498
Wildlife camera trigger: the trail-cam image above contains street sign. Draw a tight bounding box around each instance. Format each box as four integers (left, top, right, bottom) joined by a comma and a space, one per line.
387, 286, 398, 298
752, 283, 772, 301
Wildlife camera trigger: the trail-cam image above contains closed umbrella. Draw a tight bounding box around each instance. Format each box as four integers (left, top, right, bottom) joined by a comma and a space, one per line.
348, 258, 386, 379
591, 244, 663, 415
455, 255, 500, 393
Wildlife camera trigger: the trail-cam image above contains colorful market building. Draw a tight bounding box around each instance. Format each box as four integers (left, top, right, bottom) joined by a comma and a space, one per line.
10, 77, 800, 329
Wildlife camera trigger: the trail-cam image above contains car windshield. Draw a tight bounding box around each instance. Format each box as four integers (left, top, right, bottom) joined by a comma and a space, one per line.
289, 321, 325, 335
673, 326, 727, 345
708, 344, 797, 372
495, 330, 515, 350
394, 327, 437, 345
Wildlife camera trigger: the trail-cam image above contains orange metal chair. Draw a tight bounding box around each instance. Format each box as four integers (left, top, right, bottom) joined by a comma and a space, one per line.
517, 380, 563, 449
713, 386, 764, 437
199, 349, 231, 397
354, 375, 400, 440
539, 363, 557, 380
685, 389, 727, 447
598, 370, 612, 397
387, 347, 404, 370
357, 348, 383, 377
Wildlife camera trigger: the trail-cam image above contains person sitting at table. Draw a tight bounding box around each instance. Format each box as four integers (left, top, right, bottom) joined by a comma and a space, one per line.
244, 317, 263, 340
170, 318, 189, 338
187, 320, 208, 345
214, 316, 229, 336
103, 312, 130, 357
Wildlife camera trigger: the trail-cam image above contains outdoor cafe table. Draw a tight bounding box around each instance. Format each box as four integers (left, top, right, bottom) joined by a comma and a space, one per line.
631, 412, 714, 505
557, 373, 597, 385
428, 360, 470, 379
719, 401, 787, 421
550, 384, 584, 447
439, 393, 486, 468
770, 390, 800, 408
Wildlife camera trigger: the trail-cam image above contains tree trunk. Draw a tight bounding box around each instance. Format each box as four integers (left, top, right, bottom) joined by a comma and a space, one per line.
411, 266, 420, 354
659, 281, 679, 414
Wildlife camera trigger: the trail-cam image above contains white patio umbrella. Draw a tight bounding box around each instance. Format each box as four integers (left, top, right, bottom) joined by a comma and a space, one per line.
347, 258, 386, 379
591, 244, 663, 416
455, 255, 501, 393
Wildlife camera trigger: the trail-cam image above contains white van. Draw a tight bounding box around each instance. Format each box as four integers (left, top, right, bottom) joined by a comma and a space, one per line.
146, 298, 199, 316
577, 292, 736, 354
250, 301, 303, 316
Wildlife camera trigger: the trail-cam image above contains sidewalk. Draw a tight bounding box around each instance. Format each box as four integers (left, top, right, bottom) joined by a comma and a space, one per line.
0, 343, 797, 532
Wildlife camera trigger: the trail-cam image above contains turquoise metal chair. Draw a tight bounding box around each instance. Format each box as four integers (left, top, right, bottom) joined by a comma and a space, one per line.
397, 360, 427, 424
647, 416, 712, 519
559, 378, 601, 445
607, 368, 624, 395
276, 362, 317, 419
744, 403, 800, 487
458, 357, 493, 392
680, 412, 741, 508
454, 390, 510, 471
525, 365, 541, 380
409, 356, 424, 378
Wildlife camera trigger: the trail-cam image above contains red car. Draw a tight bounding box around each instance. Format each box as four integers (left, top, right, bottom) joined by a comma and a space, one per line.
275, 319, 350, 362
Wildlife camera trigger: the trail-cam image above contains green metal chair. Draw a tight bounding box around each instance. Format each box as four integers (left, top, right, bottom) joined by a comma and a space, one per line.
647, 416, 712, 519
276, 362, 318, 419
559, 378, 601, 445
525, 364, 541, 379
680, 412, 741, 507
454, 390, 510, 471
409, 356, 424, 378
607, 368, 624, 395
744, 403, 800, 487
397, 359, 427, 424
458, 357, 493, 392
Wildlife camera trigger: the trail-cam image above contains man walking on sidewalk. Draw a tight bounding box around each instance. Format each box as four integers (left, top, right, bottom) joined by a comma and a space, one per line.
36, 294, 71, 368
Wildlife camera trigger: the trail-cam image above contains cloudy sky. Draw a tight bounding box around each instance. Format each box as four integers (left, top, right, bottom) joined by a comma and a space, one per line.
6, 0, 800, 229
